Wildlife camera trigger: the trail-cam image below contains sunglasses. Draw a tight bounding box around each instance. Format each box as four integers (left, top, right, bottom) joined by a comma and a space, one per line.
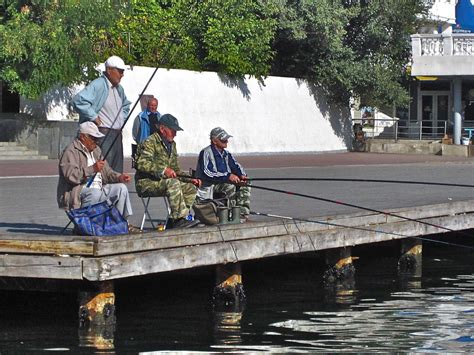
219, 139, 228, 143
87, 135, 100, 143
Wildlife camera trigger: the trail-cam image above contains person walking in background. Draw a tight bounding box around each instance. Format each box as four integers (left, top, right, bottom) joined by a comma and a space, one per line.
72, 55, 131, 173
132, 97, 161, 144
196, 127, 251, 222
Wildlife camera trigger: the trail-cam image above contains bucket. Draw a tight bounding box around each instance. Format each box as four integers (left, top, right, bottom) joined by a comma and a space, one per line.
462, 137, 470, 145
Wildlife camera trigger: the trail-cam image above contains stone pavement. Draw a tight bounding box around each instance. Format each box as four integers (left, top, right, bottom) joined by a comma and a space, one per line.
1, 152, 472, 177
1, 152, 474, 235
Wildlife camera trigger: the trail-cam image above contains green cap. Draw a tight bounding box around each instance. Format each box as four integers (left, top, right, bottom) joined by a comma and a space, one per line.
159, 114, 183, 131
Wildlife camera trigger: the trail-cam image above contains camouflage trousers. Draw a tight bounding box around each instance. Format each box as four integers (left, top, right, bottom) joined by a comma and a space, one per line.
213, 183, 251, 216
136, 178, 196, 220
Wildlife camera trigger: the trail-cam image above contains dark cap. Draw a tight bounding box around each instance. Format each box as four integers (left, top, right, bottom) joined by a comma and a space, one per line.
159, 114, 183, 131
210, 127, 232, 140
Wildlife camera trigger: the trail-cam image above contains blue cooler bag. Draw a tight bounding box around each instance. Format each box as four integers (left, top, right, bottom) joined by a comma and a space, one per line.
67, 201, 129, 236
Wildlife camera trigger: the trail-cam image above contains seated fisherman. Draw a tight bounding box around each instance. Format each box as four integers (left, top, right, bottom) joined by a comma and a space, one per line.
132, 97, 161, 144
57, 122, 139, 233
195, 127, 251, 221
134, 114, 201, 229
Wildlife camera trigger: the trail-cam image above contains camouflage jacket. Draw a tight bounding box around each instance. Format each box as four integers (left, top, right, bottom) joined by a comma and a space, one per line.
135, 132, 187, 180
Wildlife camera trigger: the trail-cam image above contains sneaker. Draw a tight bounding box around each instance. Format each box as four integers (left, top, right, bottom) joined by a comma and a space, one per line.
172, 218, 199, 229
240, 215, 249, 223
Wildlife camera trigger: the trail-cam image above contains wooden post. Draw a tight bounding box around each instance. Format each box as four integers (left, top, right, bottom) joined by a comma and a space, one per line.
323, 247, 357, 303
212, 263, 245, 310
323, 247, 356, 284
78, 281, 115, 350
398, 238, 422, 276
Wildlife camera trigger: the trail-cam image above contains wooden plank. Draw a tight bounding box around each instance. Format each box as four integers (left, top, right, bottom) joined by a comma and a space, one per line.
0, 255, 83, 279
0, 199, 472, 258
0, 240, 94, 255
82, 212, 474, 281
93, 200, 474, 256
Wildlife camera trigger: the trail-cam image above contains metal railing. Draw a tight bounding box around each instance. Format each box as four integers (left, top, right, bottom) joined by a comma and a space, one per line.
397, 120, 447, 140
353, 119, 448, 141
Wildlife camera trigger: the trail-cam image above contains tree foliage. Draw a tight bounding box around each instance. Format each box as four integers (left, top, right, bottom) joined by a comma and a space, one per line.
108, 0, 277, 77
271, 0, 429, 109
0, 0, 125, 98
0, 0, 428, 109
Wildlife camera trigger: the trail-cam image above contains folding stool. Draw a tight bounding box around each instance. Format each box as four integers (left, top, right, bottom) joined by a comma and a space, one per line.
139, 195, 171, 231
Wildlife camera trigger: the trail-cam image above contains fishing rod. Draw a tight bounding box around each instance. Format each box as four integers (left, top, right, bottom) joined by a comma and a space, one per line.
250, 210, 474, 251
63, 2, 199, 234
250, 184, 474, 237
249, 177, 474, 189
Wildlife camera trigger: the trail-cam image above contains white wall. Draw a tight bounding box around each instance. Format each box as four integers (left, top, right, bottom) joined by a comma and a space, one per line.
21, 67, 351, 156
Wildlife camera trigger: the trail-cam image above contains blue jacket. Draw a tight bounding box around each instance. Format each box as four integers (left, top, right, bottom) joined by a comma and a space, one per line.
132, 110, 161, 143
72, 75, 131, 123
196, 144, 245, 183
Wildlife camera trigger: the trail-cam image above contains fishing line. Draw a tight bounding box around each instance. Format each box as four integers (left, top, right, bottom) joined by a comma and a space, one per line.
250, 210, 474, 251
250, 184, 474, 237
249, 177, 474, 189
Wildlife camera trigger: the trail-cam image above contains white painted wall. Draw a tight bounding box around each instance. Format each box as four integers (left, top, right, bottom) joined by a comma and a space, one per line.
428, 0, 456, 25
21, 67, 351, 156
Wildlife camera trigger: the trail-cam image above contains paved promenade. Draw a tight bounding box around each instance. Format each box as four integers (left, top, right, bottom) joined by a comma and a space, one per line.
1, 152, 474, 235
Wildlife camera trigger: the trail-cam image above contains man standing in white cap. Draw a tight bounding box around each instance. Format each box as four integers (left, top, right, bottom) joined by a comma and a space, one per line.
57, 121, 139, 234
72, 55, 131, 173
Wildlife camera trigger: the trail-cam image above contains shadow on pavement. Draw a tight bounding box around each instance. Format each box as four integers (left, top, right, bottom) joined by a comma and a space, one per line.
0, 223, 67, 235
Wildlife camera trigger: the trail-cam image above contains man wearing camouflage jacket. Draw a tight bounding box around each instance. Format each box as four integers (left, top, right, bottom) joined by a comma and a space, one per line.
134, 114, 201, 229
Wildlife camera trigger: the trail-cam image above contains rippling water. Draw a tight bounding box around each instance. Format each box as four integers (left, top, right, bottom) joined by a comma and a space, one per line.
0, 240, 473, 352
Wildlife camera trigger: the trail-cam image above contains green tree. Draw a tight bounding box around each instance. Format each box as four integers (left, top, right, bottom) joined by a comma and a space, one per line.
0, 0, 126, 98
108, 0, 277, 77
271, 0, 428, 109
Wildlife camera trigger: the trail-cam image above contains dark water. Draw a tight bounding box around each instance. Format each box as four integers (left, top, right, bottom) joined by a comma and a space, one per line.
0, 238, 473, 353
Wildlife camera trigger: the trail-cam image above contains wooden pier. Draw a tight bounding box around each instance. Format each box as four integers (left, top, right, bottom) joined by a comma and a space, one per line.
1, 199, 474, 327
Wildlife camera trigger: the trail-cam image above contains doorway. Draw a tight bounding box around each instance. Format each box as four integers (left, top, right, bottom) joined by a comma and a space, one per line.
418, 91, 451, 138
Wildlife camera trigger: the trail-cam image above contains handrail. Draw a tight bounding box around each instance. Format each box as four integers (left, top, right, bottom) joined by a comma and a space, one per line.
353, 118, 448, 141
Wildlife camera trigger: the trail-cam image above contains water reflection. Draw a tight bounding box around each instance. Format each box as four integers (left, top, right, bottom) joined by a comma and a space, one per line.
78, 323, 115, 351
268, 271, 474, 352
0, 251, 473, 352
213, 311, 243, 345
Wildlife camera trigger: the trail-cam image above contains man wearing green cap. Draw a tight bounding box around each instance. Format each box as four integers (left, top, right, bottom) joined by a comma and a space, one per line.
134, 114, 201, 229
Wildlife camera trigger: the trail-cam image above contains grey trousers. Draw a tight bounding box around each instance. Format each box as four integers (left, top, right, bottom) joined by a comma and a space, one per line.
98, 128, 123, 173
80, 183, 133, 219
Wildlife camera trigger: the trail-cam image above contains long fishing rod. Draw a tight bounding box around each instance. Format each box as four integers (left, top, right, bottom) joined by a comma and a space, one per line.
250, 210, 474, 251
87, 1, 199, 187
250, 184, 474, 237
249, 177, 474, 189
63, 2, 199, 234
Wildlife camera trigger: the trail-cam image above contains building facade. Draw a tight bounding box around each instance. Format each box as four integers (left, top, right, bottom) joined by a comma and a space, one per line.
410, 0, 474, 144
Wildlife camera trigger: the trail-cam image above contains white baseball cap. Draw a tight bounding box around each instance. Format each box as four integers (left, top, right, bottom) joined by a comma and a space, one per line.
79, 122, 105, 138
105, 55, 127, 70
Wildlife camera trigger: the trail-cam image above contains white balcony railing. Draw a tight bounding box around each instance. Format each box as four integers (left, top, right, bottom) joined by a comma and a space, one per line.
412, 33, 474, 57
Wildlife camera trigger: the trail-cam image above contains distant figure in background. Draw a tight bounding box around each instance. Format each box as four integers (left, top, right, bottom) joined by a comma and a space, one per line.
195, 127, 251, 221
72, 55, 131, 173
132, 97, 161, 144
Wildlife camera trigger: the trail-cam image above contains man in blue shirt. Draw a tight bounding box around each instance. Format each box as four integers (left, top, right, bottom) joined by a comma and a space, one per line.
196, 127, 251, 221
132, 97, 161, 144
72, 55, 131, 173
